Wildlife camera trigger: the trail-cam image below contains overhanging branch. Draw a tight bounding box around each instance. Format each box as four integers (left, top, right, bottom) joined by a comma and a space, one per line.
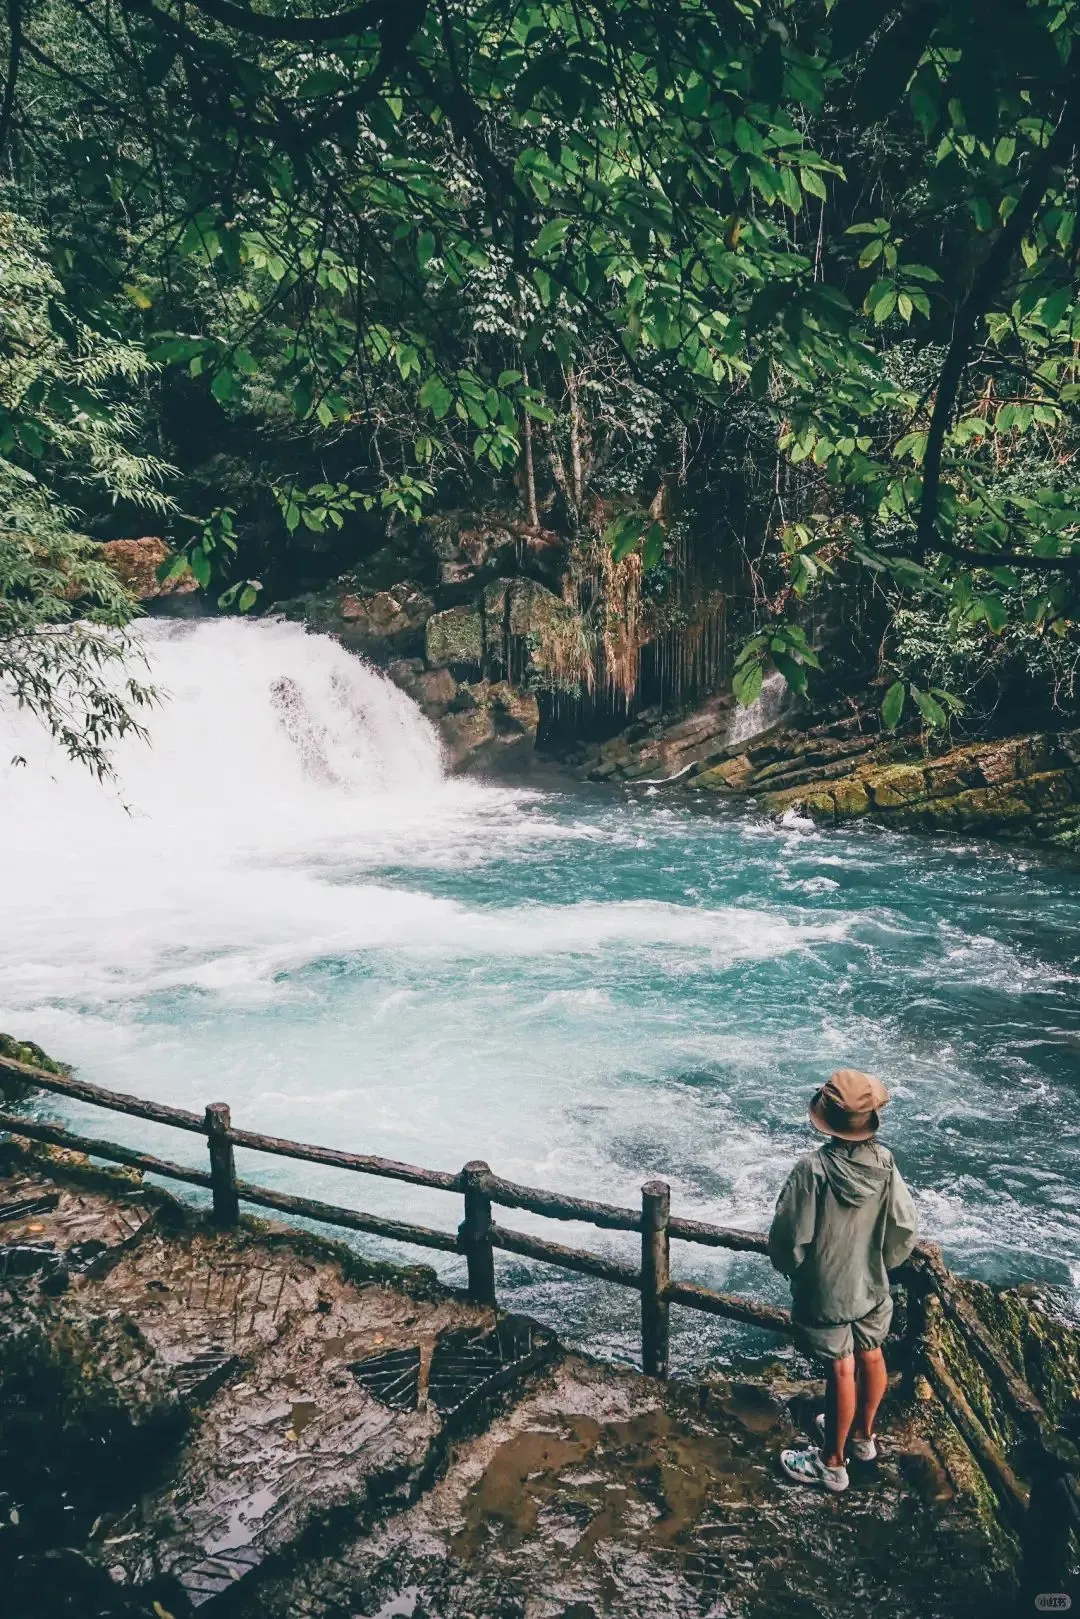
162, 0, 388, 42
917, 91, 1080, 558
934, 540, 1080, 577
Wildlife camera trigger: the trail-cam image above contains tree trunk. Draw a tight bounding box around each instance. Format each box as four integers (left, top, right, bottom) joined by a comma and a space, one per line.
521, 364, 540, 527
567, 370, 584, 514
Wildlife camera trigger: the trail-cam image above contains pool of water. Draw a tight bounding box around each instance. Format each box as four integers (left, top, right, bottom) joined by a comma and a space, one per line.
2, 619, 1078, 1371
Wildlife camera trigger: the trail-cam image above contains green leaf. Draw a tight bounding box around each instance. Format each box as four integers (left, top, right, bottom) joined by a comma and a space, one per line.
296, 70, 350, 100
419, 376, 453, 419
535, 218, 571, 254
800, 166, 828, 202
881, 681, 906, 731
641, 522, 665, 570
15, 421, 44, 457
911, 686, 947, 729
1040, 287, 1072, 329
777, 166, 803, 213
188, 549, 212, 589
978, 594, 1008, 633
872, 289, 898, 322
771, 651, 808, 696
155, 552, 190, 586
606, 515, 646, 562
732, 659, 764, 708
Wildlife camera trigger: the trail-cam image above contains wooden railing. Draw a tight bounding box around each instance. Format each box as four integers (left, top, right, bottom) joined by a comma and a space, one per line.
1, 1052, 1077, 1593
0, 1056, 791, 1379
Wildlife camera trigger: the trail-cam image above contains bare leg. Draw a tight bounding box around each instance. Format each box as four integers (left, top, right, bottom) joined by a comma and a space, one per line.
823, 1354, 856, 1467
854, 1346, 888, 1441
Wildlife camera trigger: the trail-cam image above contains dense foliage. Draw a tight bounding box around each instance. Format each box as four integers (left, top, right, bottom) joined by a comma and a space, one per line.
1, 0, 1078, 760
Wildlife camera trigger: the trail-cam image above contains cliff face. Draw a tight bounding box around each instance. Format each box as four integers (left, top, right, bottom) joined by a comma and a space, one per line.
279, 571, 570, 769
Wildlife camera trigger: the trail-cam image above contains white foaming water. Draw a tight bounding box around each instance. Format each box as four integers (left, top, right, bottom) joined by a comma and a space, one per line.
3, 618, 1079, 1368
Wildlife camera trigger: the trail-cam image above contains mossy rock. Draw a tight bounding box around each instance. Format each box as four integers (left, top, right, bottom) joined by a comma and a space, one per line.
0, 1033, 69, 1102
425, 604, 484, 668
828, 779, 869, 815
869, 764, 928, 808
0, 1034, 68, 1075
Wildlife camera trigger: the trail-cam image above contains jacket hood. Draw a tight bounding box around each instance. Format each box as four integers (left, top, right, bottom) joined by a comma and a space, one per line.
820, 1140, 891, 1207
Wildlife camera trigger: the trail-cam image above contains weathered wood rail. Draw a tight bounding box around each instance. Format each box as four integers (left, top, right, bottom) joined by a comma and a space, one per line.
1, 1052, 1077, 1593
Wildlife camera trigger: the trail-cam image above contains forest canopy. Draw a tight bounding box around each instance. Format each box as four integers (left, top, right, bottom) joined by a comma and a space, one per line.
1, 0, 1079, 765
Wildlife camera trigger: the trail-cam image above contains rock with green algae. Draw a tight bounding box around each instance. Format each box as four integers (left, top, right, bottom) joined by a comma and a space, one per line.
749, 729, 1080, 847
0, 1032, 69, 1101
439, 680, 540, 768
424, 601, 485, 668
0, 1033, 68, 1075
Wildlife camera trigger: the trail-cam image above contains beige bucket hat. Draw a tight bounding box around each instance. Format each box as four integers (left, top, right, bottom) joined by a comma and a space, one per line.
809, 1068, 891, 1142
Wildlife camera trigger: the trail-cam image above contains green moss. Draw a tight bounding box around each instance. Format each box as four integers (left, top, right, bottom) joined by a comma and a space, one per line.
0, 1033, 69, 1075
0, 1032, 70, 1104
425, 604, 484, 667
830, 779, 870, 815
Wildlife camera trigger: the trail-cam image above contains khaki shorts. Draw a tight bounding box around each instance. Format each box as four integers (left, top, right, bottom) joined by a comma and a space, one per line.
792, 1293, 894, 1363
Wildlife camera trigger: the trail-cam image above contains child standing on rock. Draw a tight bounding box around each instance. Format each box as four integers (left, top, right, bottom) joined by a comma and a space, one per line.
768, 1068, 919, 1493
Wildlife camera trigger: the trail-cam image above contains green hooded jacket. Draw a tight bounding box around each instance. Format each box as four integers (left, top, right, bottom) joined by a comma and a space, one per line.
767, 1139, 919, 1326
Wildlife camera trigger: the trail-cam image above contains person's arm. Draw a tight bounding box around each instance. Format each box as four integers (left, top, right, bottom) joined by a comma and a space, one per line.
768, 1158, 818, 1278
883, 1166, 919, 1269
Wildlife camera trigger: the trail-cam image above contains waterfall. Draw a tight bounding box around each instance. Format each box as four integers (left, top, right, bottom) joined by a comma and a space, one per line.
1, 616, 445, 812
725, 669, 789, 747
0, 619, 464, 1011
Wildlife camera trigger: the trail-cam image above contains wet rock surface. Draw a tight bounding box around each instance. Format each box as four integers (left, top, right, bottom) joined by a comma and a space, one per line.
246, 1359, 1007, 1619
0, 1154, 1021, 1618
574, 703, 1080, 848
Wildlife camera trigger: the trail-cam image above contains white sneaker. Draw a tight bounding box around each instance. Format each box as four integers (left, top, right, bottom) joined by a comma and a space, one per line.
815, 1411, 878, 1461
780, 1444, 849, 1493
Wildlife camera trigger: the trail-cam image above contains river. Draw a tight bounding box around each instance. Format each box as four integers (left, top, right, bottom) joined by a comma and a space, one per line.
2, 618, 1079, 1371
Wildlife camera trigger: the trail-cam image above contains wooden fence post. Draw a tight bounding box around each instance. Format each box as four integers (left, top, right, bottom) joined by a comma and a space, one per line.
205, 1103, 239, 1228
902, 1265, 932, 1400
459, 1160, 496, 1308
1019, 1433, 1078, 1609
641, 1180, 671, 1379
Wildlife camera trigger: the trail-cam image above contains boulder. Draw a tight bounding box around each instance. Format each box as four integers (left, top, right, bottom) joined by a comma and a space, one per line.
338, 582, 433, 639
507, 577, 567, 639
387, 659, 458, 718
425, 604, 484, 669
99, 537, 197, 600
439, 680, 540, 769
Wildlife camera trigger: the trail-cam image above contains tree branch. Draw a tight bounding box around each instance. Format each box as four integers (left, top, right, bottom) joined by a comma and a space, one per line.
918, 92, 1080, 558
0, 0, 22, 162
934, 540, 1080, 576
160, 0, 387, 42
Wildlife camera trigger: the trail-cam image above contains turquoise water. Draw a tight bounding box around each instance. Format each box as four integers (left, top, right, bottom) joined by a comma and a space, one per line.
2, 621, 1079, 1371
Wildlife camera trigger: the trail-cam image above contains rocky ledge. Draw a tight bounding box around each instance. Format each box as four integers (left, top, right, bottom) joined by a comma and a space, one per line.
3, 1141, 1064, 1619
579, 708, 1080, 849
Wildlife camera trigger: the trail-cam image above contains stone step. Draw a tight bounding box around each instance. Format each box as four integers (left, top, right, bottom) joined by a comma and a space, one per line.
93, 1246, 558, 1609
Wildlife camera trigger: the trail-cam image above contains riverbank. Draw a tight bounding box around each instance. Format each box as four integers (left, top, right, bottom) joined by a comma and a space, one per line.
272, 558, 1080, 849
572, 706, 1080, 851
0, 1140, 1058, 1619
